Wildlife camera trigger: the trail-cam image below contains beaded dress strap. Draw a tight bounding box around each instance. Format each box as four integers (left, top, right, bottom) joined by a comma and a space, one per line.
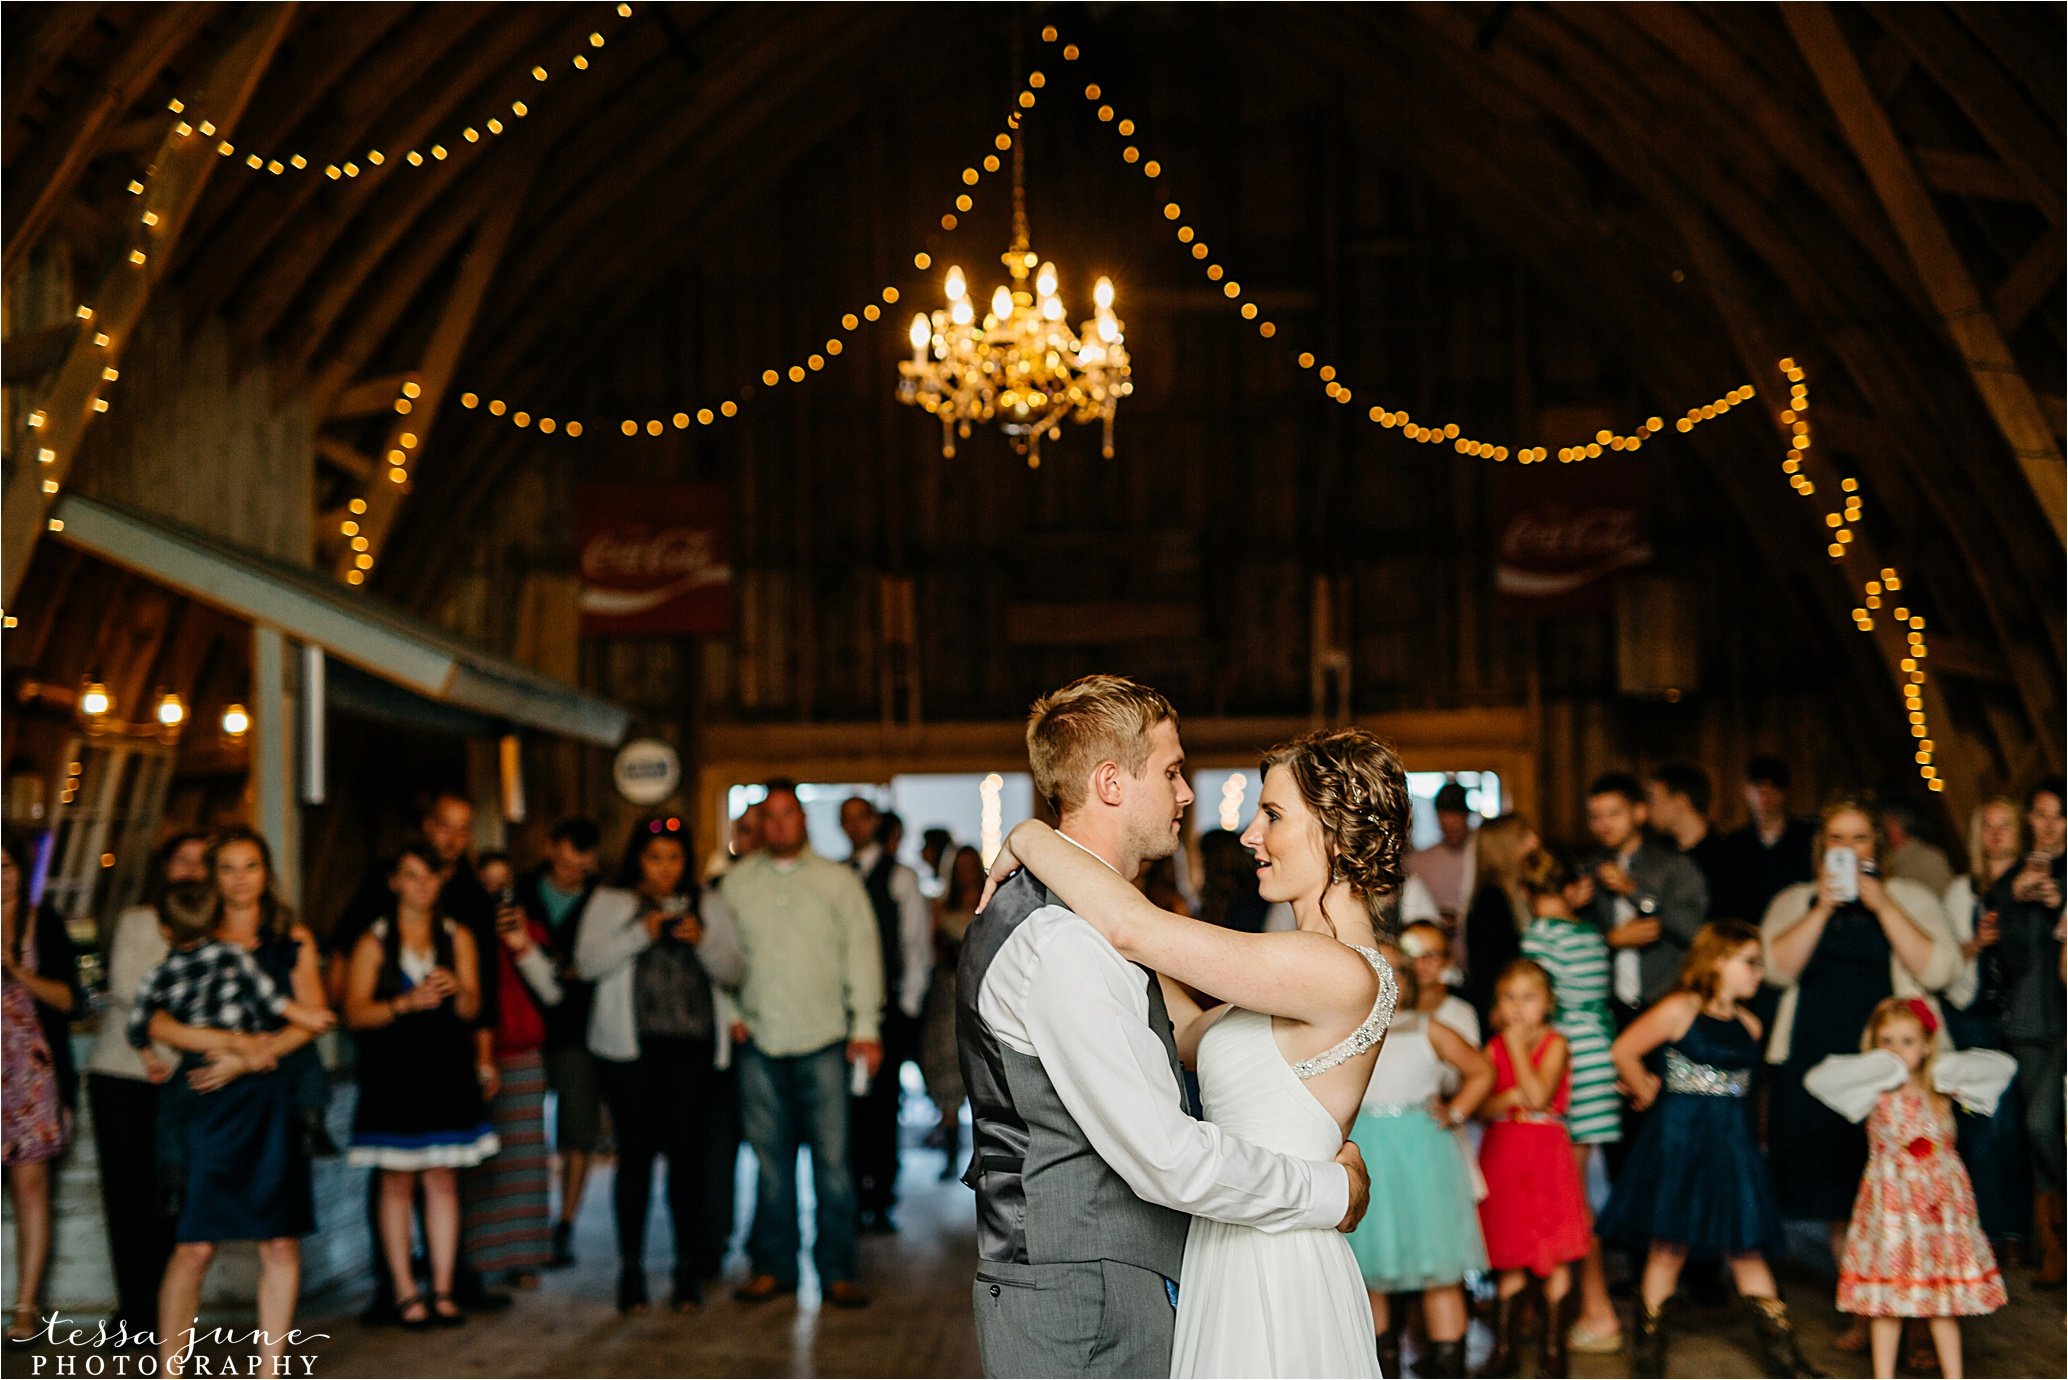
1292, 945, 1398, 1081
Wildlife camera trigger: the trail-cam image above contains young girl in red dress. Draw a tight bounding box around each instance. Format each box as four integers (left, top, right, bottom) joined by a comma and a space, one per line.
1806, 997, 2012, 1380
1474, 959, 1590, 1379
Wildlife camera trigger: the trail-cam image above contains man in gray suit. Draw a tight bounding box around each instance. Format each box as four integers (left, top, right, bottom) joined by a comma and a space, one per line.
958, 675, 1369, 1378
1582, 771, 1712, 1019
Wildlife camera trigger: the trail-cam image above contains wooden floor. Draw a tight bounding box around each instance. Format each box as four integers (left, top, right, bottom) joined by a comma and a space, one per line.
36, 1137, 2068, 1378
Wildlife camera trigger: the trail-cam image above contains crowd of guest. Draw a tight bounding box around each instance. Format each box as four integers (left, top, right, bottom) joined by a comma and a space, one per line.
1333, 760, 2066, 1379
0, 753, 2060, 1379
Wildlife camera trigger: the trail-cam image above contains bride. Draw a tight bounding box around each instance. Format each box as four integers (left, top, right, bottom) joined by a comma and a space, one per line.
985, 727, 1408, 1378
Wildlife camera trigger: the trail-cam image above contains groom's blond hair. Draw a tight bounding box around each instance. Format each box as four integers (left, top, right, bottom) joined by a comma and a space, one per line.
1026, 675, 1179, 817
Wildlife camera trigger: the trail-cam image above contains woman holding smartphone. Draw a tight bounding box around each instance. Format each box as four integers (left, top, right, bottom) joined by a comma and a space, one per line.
575, 818, 743, 1315
1761, 796, 1959, 1346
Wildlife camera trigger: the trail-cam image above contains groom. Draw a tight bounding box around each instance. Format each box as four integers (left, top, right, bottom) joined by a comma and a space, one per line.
958, 675, 1370, 1377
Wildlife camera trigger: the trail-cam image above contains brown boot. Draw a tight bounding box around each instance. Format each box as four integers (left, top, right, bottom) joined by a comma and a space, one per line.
1537, 1285, 1571, 1378
1475, 1291, 1526, 1379
1631, 1296, 1672, 1378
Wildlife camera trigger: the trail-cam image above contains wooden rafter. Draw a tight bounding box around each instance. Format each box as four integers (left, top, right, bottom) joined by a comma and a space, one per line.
344, 161, 533, 584
1785, 2, 2066, 544
2, 3, 297, 606
1, 3, 211, 275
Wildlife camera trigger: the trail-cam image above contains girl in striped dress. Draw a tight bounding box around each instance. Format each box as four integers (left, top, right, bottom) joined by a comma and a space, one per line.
1516, 846, 1626, 1354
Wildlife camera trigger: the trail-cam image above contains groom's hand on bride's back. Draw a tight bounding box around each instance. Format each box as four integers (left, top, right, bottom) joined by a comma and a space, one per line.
1332, 1139, 1371, 1233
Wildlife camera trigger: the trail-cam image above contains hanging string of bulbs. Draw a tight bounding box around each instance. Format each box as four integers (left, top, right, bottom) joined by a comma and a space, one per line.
452, 84, 1047, 439
162, 3, 635, 181
1039, 24, 1757, 464
1774, 360, 1938, 794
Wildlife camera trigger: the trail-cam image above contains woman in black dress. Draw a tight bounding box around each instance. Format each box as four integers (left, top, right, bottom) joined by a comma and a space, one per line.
344, 841, 495, 1328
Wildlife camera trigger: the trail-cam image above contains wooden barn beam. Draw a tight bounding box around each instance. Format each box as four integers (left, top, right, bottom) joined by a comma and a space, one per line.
2, 7, 106, 137
1864, 2, 2064, 226
343, 164, 532, 584
1786, 3, 2066, 543
1914, 148, 2028, 203
2, 3, 297, 607
326, 371, 419, 421
1993, 233, 2066, 336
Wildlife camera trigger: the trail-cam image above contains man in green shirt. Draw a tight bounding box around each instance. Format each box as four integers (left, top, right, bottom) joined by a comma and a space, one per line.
717, 780, 884, 1308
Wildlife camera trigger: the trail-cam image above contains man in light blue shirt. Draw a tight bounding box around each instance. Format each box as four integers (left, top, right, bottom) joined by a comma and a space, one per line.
715, 780, 884, 1308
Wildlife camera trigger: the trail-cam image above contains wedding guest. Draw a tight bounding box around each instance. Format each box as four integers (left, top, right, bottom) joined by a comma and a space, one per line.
146, 828, 326, 1375
1406, 781, 1477, 926
513, 815, 601, 1268
1398, 920, 1480, 1048
1458, 813, 1536, 1025
1582, 772, 1709, 1019
331, 791, 506, 1317
1599, 923, 1812, 1378
1762, 796, 1960, 1327
1883, 799, 1957, 898
461, 871, 565, 1289
2, 830, 81, 1347
725, 780, 883, 1309
842, 800, 931, 1234
1717, 756, 1818, 928
1986, 776, 2065, 1287
919, 827, 955, 893
344, 842, 498, 1329
920, 846, 984, 1178
84, 831, 203, 1341
1941, 796, 2029, 1245
1645, 764, 1729, 911
1516, 847, 1624, 1354
1806, 998, 2011, 1380
1475, 959, 1589, 1379
1198, 828, 1271, 934
576, 817, 744, 1313
1350, 951, 1492, 1379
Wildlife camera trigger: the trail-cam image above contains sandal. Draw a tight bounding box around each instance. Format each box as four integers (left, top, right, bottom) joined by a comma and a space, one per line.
430, 1292, 466, 1328
1566, 1319, 1625, 1355
394, 1294, 434, 1332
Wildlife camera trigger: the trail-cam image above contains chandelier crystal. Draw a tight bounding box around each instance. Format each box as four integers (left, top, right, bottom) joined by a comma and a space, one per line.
897, 134, 1130, 466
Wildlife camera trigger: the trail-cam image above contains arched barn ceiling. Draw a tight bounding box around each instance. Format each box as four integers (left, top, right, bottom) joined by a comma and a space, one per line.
4, 2, 2063, 802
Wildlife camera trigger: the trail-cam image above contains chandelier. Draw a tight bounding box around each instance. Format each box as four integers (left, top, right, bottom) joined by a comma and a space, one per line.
897, 134, 1130, 466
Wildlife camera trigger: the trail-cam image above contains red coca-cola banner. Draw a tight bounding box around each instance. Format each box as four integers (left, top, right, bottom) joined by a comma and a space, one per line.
1495, 429, 1652, 616
577, 484, 732, 636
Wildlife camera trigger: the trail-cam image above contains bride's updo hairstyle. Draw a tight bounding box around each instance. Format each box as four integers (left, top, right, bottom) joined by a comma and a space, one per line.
1259, 728, 1411, 933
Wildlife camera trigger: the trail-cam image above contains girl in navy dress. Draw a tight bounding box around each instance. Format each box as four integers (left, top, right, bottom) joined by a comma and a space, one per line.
1599, 920, 1818, 1378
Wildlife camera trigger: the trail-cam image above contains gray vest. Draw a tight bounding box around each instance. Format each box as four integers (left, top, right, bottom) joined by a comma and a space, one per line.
957, 870, 1192, 1279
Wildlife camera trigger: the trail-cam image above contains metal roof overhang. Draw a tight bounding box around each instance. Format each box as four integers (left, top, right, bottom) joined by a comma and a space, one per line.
50, 492, 629, 747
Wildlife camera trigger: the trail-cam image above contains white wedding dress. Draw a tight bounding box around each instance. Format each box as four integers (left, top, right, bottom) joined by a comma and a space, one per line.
1170, 946, 1397, 1378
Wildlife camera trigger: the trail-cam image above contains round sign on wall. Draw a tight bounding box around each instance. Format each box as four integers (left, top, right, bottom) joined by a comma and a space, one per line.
612, 737, 682, 805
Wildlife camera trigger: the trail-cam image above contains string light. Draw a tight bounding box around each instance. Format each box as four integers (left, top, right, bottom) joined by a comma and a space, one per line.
1781, 361, 1937, 792
1044, 25, 1753, 464
168, 4, 631, 181
451, 88, 1033, 442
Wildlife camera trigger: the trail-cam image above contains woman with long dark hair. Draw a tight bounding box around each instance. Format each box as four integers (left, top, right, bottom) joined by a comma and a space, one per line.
82, 831, 205, 1341
574, 817, 743, 1314
2, 829, 82, 1345
344, 840, 497, 1328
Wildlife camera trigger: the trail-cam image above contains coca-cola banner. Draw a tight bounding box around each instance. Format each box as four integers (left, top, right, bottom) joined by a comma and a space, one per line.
1495, 430, 1651, 616
577, 484, 732, 636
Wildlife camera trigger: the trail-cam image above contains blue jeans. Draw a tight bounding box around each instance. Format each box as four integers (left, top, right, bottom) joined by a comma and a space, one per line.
738, 1040, 858, 1288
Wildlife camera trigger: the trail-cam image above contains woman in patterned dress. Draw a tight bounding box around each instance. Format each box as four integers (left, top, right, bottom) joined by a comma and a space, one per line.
2, 830, 82, 1345
1515, 846, 1625, 1352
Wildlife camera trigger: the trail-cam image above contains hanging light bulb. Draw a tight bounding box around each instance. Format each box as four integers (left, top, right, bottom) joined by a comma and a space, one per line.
154, 690, 186, 730
78, 677, 113, 720
221, 703, 251, 739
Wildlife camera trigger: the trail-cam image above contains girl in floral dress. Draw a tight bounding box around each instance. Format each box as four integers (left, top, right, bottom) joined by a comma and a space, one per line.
1806, 996, 2012, 1380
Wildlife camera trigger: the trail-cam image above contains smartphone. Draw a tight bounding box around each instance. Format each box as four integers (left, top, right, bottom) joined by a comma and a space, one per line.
1824, 846, 1860, 904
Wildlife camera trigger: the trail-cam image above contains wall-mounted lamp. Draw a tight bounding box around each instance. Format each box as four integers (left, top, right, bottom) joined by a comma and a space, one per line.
221, 703, 251, 739
78, 676, 113, 721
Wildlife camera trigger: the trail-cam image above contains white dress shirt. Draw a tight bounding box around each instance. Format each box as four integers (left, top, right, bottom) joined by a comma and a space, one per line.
853, 842, 935, 1021
977, 841, 1349, 1233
